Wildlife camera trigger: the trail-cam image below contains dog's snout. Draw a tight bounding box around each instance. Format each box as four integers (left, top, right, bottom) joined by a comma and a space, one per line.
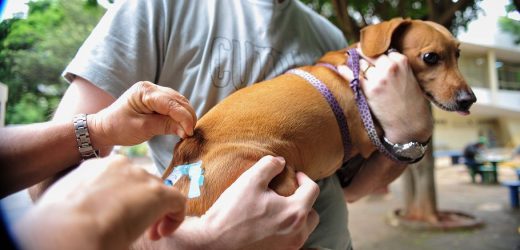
456, 90, 477, 111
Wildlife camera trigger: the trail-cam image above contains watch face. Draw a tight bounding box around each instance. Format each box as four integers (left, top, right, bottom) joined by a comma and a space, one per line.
396, 142, 425, 159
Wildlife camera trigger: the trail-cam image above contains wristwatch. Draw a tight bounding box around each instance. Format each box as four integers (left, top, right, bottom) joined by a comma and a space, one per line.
382, 136, 430, 163
73, 114, 99, 160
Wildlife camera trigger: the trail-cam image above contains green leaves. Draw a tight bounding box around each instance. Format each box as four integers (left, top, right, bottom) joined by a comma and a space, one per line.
499, 3, 520, 45
300, 0, 481, 42
0, 0, 105, 124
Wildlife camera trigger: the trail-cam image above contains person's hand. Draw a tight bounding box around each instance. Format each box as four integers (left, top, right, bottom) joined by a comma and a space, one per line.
338, 48, 433, 143
201, 156, 320, 249
146, 156, 320, 250
89, 81, 197, 148
15, 155, 186, 250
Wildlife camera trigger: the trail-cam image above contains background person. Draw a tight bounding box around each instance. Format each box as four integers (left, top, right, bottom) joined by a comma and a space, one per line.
463, 141, 485, 183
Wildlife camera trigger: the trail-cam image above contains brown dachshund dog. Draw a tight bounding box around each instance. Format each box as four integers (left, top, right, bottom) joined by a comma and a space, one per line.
162, 18, 476, 215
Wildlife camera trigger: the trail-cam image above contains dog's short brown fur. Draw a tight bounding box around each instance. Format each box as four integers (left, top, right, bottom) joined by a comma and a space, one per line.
162, 18, 476, 216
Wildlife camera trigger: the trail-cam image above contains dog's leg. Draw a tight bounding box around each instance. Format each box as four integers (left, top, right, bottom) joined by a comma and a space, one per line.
269, 164, 298, 197
172, 152, 299, 216
179, 155, 260, 216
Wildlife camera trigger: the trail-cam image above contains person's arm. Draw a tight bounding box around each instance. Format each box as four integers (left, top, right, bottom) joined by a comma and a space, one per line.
132, 156, 320, 250
337, 49, 433, 202
52, 76, 195, 150
2, 77, 196, 198
14, 155, 186, 250
0, 121, 82, 197
343, 153, 406, 202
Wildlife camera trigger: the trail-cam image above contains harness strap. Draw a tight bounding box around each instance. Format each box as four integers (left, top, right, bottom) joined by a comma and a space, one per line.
287, 69, 351, 164
346, 48, 401, 162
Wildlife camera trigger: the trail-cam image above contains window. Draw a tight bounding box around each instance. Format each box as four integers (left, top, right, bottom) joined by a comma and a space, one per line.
459, 54, 489, 88
497, 60, 520, 91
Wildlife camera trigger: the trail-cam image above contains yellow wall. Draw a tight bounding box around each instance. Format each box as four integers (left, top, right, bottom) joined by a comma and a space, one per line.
500, 118, 520, 147
431, 108, 520, 151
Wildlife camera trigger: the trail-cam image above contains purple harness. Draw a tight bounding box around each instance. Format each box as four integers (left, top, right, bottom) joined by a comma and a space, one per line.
288, 48, 402, 163
286, 68, 352, 164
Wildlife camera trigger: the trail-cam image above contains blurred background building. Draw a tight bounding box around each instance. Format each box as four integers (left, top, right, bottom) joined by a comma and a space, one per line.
434, 0, 520, 153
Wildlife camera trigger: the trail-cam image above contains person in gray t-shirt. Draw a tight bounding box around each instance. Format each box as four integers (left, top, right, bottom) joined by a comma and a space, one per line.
33, 0, 432, 249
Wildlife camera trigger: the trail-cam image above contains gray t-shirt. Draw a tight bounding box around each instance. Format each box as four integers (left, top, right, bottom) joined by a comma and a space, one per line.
64, 0, 350, 249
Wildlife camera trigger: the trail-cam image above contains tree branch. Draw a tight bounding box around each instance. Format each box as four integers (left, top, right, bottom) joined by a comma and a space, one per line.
331, 0, 359, 42
437, 0, 475, 27
426, 0, 437, 20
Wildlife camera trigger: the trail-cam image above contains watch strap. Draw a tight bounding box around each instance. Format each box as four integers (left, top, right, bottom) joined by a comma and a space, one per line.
73, 114, 99, 160
382, 136, 430, 164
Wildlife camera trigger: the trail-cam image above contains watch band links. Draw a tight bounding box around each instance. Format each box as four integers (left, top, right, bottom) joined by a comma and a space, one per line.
382, 136, 430, 164
73, 114, 99, 160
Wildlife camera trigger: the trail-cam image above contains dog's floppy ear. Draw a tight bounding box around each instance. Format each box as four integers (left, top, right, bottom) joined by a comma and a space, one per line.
360, 17, 411, 57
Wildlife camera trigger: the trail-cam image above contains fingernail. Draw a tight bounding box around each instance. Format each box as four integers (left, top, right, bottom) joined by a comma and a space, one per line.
274, 156, 286, 165
176, 128, 186, 139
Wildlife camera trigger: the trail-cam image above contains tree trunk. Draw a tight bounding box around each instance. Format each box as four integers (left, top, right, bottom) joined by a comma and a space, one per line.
331, 0, 360, 42
401, 139, 439, 223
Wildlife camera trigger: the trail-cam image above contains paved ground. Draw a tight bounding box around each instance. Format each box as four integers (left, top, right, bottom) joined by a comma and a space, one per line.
348, 159, 520, 250
2, 157, 519, 249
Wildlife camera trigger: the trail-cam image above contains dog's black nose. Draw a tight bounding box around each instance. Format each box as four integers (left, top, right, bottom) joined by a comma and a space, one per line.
456, 90, 477, 111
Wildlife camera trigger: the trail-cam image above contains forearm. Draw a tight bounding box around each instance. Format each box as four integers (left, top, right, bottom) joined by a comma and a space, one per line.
162, 219, 214, 250
0, 120, 114, 199
0, 121, 82, 197
132, 218, 216, 250
343, 152, 407, 203
25, 78, 116, 198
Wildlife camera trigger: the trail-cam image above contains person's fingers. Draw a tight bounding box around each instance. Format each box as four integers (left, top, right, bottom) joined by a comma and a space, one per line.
154, 85, 197, 137
284, 209, 319, 249
364, 55, 399, 82
147, 220, 162, 241
142, 92, 196, 138
156, 85, 197, 121
157, 213, 185, 238
355, 47, 389, 81
291, 172, 320, 209
359, 59, 374, 77
386, 50, 409, 68
306, 209, 320, 233
358, 47, 405, 77
357, 46, 401, 66
141, 113, 187, 138
147, 187, 186, 240
243, 156, 286, 188
373, 53, 393, 70
77, 155, 131, 180
356, 47, 377, 65
105, 154, 132, 167
159, 187, 187, 220
147, 214, 183, 241
129, 81, 196, 137
337, 65, 354, 82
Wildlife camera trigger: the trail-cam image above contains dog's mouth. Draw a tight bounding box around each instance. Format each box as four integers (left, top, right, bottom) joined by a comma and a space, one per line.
424, 92, 471, 116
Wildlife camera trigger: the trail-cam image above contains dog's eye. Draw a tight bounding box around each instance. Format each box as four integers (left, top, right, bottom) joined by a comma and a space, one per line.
455, 50, 461, 58
423, 53, 440, 65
